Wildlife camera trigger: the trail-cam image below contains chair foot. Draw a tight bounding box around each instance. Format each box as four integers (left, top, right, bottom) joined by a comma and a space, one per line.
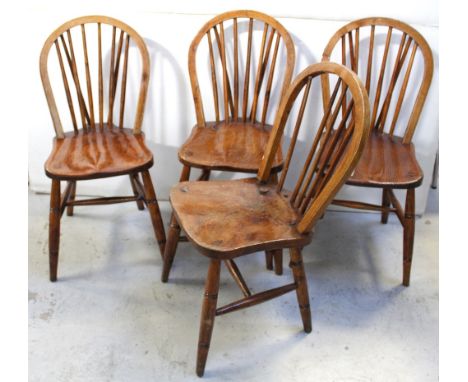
290, 248, 312, 333
196, 259, 221, 377
161, 214, 181, 283
49, 180, 61, 282
141, 170, 166, 257
402, 189, 415, 287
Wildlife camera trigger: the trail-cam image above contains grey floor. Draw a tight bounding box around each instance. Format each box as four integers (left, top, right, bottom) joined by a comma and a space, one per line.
29, 188, 438, 382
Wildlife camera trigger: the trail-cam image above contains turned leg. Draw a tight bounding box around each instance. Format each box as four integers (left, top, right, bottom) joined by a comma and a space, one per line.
265, 172, 283, 274
273, 250, 283, 275
265, 250, 282, 274
265, 252, 273, 270
141, 170, 166, 258
290, 248, 312, 333
161, 214, 181, 282
196, 259, 221, 377
402, 188, 415, 286
381, 188, 390, 224
49, 179, 61, 282
130, 174, 145, 211
198, 169, 211, 181
66, 181, 76, 216
161, 165, 191, 281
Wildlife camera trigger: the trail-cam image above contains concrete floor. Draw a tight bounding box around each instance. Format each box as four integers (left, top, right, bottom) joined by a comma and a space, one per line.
29, 188, 438, 382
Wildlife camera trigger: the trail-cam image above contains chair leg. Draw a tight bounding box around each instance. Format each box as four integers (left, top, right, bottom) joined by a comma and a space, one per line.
198, 169, 211, 181
49, 179, 61, 282
265, 252, 273, 270
129, 174, 145, 211
265, 172, 283, 274
402, 188, 415, 287
273, 250, 283, 275
381, 188, 390, 224
161, 214, 181, 282
66, 181, 76, 216
265, 250, 283, 274
141, 170, 166, 258
161, 165, 191, 282
196, 259, 221, 377
290, 248, 312, 333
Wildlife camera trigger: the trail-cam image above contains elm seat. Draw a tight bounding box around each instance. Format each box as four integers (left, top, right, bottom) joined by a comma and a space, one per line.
347, 131, 423, 189
45, 128, 154, 180
178, 122, 283, 173
170, 179, 310, 259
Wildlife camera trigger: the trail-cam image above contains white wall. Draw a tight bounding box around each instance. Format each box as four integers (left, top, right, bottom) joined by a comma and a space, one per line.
25, 0, 439, 214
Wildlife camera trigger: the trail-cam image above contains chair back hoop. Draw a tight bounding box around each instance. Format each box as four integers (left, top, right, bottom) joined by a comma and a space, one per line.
188, 10, 296, 128
39, 15, 150, 138
321, 17, 433, 144
258, 62, 370, 233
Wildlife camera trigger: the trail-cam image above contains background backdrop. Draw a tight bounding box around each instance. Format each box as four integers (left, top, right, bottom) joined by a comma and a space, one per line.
25, 0, 439, 214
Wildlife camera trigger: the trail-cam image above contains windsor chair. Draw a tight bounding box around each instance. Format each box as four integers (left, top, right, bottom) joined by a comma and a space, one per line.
162, 10, 296, 280
163, 62, 370, 376
321, 17, 434, 286
40, 16, 166, 281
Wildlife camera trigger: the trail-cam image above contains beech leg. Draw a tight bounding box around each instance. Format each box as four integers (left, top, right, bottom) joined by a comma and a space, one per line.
196, 259, 221, 377
381, 188, 390, 224
49, 179, 61, 282
290, 248, 312, 333
402, 188, 415, 286
141, 170, 166, 257
130, 174, 145, 210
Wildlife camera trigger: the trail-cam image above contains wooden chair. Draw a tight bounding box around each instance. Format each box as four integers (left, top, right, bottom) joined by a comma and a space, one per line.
40, 16, 166, 281
163, 10, 296, 280
321, 17, 434, 286
163, 62, 370, 376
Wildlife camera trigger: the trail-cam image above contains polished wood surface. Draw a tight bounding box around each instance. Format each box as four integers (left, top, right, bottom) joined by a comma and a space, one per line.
170, 179, 310, 259
168, 10, 296, 281
45, 127, 153, 180
347, 130, 423, 188
163, 62, 371, 376
40, 16, 165, 281
321, 17, 433, 144
178, 121, 283, 172
40, 15, 150, 138
188, 10, 295, 127
322, 17, 434, 286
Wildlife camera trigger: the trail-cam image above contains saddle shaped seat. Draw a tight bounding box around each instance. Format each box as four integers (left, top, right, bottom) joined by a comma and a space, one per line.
169, 178, 310, 259
178, 121, 283, 173
348, 130, 423, 188
45, 127, 153, 180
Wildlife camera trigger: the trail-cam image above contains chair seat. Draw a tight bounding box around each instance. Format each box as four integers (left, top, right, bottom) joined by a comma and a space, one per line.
346, 131, 423, 189
170, 178, 311, 259
45, 128, 153, 180
178, 121, 283, 173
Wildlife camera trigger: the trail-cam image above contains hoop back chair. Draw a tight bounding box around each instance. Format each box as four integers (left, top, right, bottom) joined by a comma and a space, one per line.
162, 62, 370, 376
321, 17, 434, 286
166, 10, 296, 277
40, 16, 166, 281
